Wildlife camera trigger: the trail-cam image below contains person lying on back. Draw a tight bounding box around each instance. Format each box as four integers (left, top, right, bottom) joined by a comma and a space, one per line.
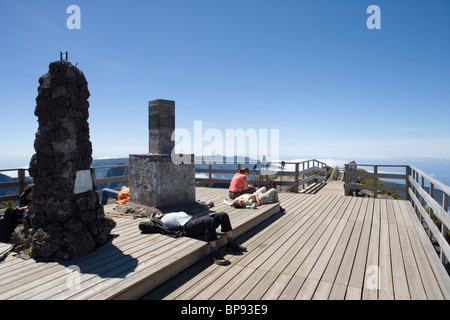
141, 211, 247, 266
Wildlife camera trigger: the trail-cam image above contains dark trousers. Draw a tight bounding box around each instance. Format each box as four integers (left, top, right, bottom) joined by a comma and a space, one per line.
184, 211, 232, 242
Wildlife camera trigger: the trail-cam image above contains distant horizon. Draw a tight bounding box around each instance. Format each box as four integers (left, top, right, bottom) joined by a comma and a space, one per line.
1, 153, 449, 185
2, 153, 450, 168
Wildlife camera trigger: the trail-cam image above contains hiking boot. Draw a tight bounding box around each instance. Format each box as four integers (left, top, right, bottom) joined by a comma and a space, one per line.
226, 239, 247, 253
211, 250, 228, 265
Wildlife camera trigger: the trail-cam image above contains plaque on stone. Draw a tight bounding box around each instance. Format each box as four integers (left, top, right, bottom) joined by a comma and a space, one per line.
74, 170, 93, 194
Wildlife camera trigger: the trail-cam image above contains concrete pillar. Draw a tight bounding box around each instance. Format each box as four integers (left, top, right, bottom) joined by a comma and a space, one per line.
148, 99, 175, 155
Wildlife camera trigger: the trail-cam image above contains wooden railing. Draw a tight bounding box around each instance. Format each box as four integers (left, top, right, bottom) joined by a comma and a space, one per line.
344, 164, 409, 198
0, 168, 28, 203
344, 162, 449, 266
0, 160, 328, 204
195, 159, 328, 189
408, 166, 450, 264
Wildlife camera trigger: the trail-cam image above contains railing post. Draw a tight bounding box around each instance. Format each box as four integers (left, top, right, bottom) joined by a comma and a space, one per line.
295, 163, 299, 193
208, 164, 212, 188
373, 165, 378, 198
344, 164, 349, 195
429, 182, 435, 222
18, 169, 26, 195
405, 166, 411, 201
443, 194, 449, 243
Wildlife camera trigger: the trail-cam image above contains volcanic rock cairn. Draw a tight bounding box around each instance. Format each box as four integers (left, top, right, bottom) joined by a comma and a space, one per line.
11, 61, 116, 260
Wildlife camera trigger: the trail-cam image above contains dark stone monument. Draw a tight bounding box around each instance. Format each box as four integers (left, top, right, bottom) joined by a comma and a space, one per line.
129, 99, 196, 208
11, 61, 116, 260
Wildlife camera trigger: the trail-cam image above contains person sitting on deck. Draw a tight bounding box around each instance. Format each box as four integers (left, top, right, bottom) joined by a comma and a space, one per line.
101, 186, 129, 205
231, 187, 284, 212
0, 184, 33, 244
141, 211, 247, 265
228, 167, 256, 200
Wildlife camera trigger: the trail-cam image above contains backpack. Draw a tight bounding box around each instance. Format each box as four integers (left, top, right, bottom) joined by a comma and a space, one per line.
0, 208, 23, 243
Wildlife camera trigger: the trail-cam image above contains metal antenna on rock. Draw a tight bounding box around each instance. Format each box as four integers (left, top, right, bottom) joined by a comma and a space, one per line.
60, 51, 69, 61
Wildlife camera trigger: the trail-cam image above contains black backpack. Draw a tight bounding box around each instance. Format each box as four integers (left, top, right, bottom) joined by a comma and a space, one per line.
0, 208, 22, 243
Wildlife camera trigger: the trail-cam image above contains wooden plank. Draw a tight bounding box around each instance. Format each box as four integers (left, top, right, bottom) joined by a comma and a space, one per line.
362, 198, 381, 300
392, 200, 427, 300
345, 198, 374, 300
387, 199, 411, 300
378, 199, 394, 300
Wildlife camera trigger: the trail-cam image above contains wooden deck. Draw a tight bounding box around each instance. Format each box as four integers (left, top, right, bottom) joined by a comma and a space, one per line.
1, 187, 449, 300
0, 187, 279, 300
142, 189, 450, 300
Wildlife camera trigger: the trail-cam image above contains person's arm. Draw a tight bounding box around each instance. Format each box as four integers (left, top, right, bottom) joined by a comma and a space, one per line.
253, 193, 263, 206
243, 175, 249, 189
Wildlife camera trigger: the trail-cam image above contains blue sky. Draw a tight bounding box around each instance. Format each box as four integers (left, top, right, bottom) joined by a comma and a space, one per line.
1, 0, 449, 169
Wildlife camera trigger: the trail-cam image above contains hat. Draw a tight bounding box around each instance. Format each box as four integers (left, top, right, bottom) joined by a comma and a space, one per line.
19, 183, 34, 198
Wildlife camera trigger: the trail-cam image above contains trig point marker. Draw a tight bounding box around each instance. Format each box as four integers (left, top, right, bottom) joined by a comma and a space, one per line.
129, 99, 195, 207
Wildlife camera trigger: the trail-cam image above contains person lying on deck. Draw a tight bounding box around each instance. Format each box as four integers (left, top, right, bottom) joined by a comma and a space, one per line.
140, 211, 247, 266
231, 187, 285, 212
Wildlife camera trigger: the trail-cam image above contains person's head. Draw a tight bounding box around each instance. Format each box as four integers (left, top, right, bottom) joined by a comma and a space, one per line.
231, 198, 245, 208
19, 183, 34, 206
238, 167, 250, 175
150, 211, 164, 219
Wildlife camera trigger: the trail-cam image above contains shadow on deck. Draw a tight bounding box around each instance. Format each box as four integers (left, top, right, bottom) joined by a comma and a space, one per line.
0, 187, 279, 300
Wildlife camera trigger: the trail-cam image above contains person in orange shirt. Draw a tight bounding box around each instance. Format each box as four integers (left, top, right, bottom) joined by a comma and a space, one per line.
116, 187, 130, 205
228, 167, 256, 199
101, 186, 129, 205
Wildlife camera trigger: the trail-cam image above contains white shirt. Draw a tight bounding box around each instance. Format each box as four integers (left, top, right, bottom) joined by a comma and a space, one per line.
160, 211, 192, 230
